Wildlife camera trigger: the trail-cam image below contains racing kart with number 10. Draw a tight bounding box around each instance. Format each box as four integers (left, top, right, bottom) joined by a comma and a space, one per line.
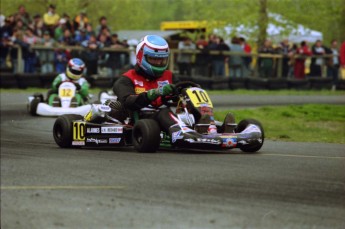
53, 81, 264, 153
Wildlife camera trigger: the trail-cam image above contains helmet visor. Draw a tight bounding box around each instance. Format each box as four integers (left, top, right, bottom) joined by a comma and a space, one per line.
69, 68, 83, 76
145, 56, 168, 67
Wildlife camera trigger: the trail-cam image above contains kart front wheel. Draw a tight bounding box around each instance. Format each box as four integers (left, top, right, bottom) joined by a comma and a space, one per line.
53, 114, 83, 148
132, 119, 161, 153
29, 98, 40, 116
236, 119, 264, 153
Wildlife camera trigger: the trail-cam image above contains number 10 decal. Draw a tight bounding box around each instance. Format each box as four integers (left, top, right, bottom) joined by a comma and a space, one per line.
186, 88, 213, 108
73, 122, 85, 140
192, 90, 209, 103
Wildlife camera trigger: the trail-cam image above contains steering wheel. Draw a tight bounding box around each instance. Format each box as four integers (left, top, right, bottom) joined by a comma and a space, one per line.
174, 81, 201, 94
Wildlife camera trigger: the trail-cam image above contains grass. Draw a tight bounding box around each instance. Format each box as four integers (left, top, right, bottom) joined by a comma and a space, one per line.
214, 104, 345, 144
208, 89, 345, 96
1, 88, 344, 143
1, 88, 344, 96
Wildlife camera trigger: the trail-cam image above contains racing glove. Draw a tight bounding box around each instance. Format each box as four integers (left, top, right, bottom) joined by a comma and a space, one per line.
146, 84, 175, 101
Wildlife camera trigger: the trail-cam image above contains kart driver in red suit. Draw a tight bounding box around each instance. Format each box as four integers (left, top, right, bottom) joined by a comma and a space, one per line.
112, 35, 203, 143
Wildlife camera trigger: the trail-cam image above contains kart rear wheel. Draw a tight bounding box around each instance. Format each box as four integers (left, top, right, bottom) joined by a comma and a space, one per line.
132, 119, 161, 153
29, 98, 40, 116
236, 119, 264, 153
53, 114, 83, 148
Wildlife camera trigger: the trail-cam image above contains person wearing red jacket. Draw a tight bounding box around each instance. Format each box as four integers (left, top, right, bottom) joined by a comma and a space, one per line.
112, 34, 219, 145
294, 41, 312, 79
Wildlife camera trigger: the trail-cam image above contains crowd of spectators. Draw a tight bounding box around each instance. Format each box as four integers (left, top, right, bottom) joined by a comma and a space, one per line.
1, 4, 344, 86
0, 4, 130, 76
257, 38, 345, 89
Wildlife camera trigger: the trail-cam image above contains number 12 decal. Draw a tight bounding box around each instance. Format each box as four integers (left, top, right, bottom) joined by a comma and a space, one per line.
73, 122, 85, 140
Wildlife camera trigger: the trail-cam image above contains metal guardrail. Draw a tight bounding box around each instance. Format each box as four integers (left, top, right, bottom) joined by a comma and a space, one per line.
5, 44, 337, 78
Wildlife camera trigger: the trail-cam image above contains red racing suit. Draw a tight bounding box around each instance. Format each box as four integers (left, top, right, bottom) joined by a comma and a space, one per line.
123, 68, 173, 108
113, 66, 177, 131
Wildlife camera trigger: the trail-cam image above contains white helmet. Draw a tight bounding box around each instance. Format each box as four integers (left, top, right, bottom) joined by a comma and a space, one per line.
66, 58, 85, 80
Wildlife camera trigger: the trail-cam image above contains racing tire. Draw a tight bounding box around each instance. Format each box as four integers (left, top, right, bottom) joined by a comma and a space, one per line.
53, 114, 83, 148
132, 119, 161, 153
236, 119, 264, 153
34, 93, 44, 102
29, 98, 40, 116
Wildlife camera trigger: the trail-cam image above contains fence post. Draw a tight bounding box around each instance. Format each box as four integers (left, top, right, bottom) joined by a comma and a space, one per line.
17, 46, 24, 73
169, 49, 175, 72
277, 56, 282, 78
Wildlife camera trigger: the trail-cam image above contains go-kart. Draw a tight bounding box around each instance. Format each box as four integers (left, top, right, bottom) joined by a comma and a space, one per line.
53, 81, 264, 153
27, 81, 92, 116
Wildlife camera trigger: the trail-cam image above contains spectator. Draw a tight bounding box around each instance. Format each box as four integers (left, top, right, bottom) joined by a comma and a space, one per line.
294, 41, 312, 79
14, 5, 31, 28
287, 43, 298, 78
0, 18, 14, 39
10, 30, 29, 73
105, 33, 126, 77
310, 40, 326, 77
95, 16, 110, 37
73, 12, 89, 32
0, 13, 5, 28
194, 34, 209, 76
177, 37, 196, 76
38, 31, 56, 73
59, 28, 75, 46
43, 4, 60, 36
74, 28, 90, 45
208, 36, 230, 78
279, 39, 290, 77
340, 40, 345, 80
31, 14, 44, 37
85, 23, 94, 37
81, 34, 103, 76
23, 27, 39, 73
54, 18, 67, 41
0, 34, 12, 69
13, 18, 26, 33
228, 36, 244, 78
54, 46, 71, 73
239, 37, 252, 73
61, 13, 74, 34
97, 27, 111, 45
258, 39, 275, 78
326, 39, 340, 90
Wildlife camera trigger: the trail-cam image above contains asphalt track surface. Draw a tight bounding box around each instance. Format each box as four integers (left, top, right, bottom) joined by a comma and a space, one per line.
1, 93, 345, 229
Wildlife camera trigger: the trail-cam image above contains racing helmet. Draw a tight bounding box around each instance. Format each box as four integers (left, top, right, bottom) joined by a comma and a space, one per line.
66, 58, 85, 80
136, 35, 170, 79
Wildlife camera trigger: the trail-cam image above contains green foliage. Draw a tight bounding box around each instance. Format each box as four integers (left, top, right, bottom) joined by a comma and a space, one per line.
214, 104, 345, 143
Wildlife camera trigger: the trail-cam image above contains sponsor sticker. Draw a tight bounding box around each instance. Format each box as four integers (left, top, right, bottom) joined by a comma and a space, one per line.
86, 138, 108, 144
241, 124, 261, 134
98, 105, 111, 112
72, 141, 85, 146
195, 138, 221, 144
221, 137, 237, 148
134, 79, 144, 86
84, 111, 92, 122
135, 87, 145, 94
157, 80, 169, 88
101, 126, 123, 134
86, 127, 100, 133
171, 130, 183, 143
109, 138, 121, 144
181, 126, 194, 133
